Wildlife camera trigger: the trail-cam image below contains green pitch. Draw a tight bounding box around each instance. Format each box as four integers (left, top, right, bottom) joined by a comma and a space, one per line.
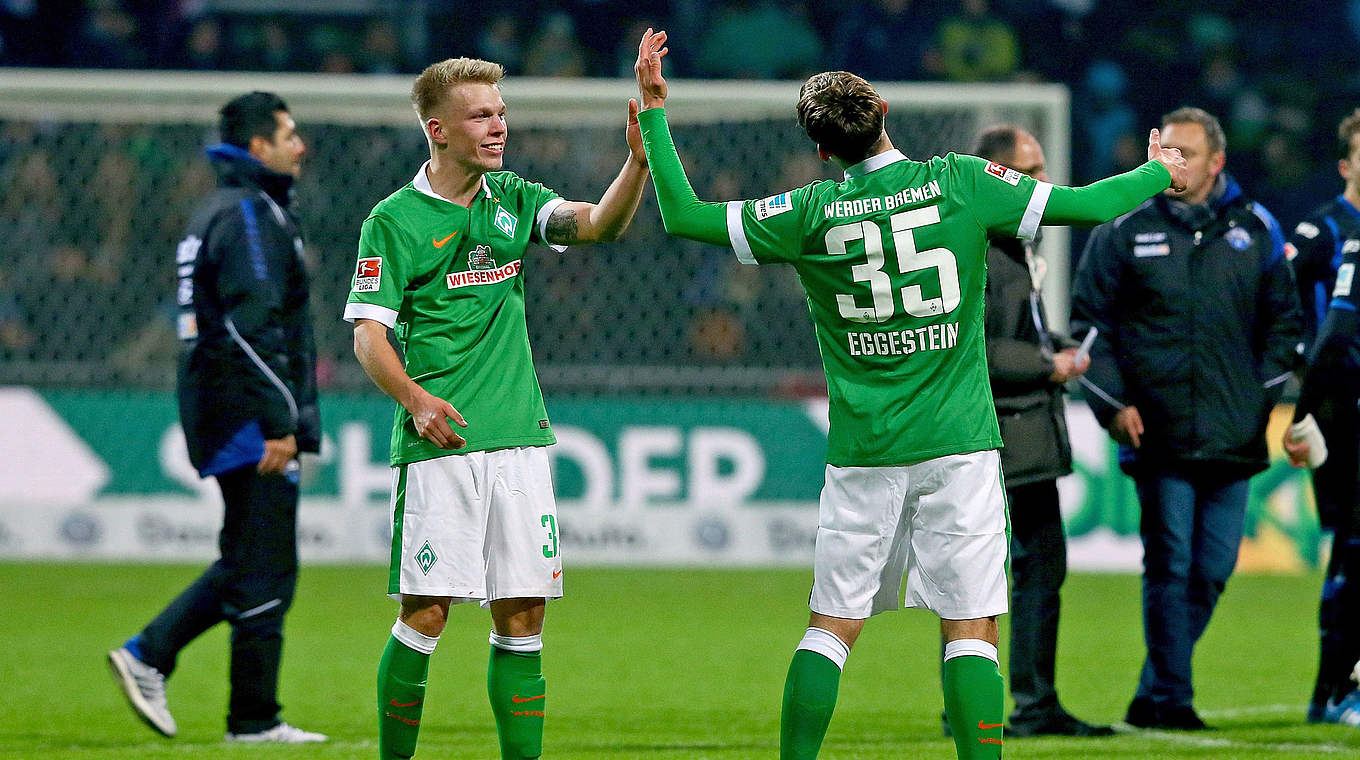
2, 562, 1357, 759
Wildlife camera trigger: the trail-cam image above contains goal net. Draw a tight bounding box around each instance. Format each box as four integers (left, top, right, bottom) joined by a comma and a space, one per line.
0, 71, 1069, 395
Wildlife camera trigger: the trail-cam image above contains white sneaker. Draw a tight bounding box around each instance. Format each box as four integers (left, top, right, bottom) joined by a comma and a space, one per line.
107, 647, 177, 737
225, 722, 328, 743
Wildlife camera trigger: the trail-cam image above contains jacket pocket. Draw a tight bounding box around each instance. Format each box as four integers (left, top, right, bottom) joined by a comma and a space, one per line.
997, 404, 1064, 484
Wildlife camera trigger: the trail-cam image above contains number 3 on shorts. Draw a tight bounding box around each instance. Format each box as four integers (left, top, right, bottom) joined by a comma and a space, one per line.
541, 514, 559, 558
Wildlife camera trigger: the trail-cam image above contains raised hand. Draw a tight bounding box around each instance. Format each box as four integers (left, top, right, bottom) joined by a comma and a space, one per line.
1147, 128, 1188, 193
634, 27, 669, 110
626, 97, 646, 166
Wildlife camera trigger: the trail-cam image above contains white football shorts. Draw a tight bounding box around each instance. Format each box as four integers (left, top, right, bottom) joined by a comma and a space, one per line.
388, 445, 563, 605
809, 449, 1009, 620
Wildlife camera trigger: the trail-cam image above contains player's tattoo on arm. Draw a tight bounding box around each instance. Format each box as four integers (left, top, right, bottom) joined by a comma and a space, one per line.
545, 205, 582, 245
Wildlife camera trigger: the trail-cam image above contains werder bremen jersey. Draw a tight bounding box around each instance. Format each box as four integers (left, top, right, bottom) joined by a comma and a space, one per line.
727, 150, 1052, 467
344, 163, 566, 465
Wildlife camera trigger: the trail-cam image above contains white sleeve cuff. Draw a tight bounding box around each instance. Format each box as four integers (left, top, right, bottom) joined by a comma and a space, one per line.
727, 201, 756, 265
343, 302, 399, 327
536, 197, 569, 253
1017, 181, 1053, 240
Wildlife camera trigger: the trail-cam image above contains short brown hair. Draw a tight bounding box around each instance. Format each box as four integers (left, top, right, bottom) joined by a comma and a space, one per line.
411, 57, 505, 120
796, 71, 884, 165
1161, 106, 1226, 154
970, 124, 1022, 164
1338, 108, 1360, 158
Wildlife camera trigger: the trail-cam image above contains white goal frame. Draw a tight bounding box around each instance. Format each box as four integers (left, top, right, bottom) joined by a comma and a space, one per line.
0, 69, 1073, 329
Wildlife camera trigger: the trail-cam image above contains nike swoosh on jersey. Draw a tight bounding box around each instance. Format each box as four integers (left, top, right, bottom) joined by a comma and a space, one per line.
433, 232, 457, 248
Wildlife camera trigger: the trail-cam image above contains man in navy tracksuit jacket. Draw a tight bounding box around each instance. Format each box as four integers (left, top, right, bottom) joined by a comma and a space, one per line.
1072, 107, 1302, 731
1287, 108, 1360, 724
106, 92, 324, 744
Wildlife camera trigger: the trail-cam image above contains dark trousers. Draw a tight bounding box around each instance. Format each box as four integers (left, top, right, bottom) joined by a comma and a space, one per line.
1133, 472, 1248, 707
1007, 479, 1068, 721
1310, 398, 1360, 707
136, 465, 299, 734
1313, 528, 1360, 706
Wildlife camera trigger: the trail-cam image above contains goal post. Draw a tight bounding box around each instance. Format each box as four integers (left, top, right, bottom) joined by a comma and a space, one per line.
0, 69, 1070, 394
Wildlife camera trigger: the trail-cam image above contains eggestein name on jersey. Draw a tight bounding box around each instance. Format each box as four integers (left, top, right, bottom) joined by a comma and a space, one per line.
847, 321, 960, 357
447, 259, 522, 289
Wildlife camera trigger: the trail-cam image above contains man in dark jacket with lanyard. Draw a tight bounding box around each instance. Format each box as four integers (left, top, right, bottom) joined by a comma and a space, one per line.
972, 124, 1112, 737
1072, 107, 1303, 730
106, 92, 325, 744
1287, 109, 1360, 723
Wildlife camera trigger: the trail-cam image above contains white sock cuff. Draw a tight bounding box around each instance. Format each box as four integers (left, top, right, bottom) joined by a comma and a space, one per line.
943, 638, 998, 664
797, 627, 850, 670
392, 619, 439, 655
490, 631, 543, 653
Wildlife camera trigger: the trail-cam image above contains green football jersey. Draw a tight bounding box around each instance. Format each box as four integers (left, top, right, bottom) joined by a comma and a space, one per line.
344, 163, 565, 465
728, 150, 1052, 467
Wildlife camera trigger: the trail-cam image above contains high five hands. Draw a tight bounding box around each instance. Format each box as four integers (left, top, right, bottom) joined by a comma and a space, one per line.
1147, 128, 1189, 193
634, 28, 669, 110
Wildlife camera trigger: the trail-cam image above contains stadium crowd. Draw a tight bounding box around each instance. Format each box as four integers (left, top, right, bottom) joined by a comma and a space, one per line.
3, 0, 1360, 392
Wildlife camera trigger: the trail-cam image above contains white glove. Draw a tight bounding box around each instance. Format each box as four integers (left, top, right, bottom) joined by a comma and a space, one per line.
1288, 414, 1329, 468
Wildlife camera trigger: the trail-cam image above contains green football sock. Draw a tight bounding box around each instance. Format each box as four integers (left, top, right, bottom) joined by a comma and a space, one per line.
488, 646, 545, 760
378, 634, 431, 760
942, 650, 1005, 760
780, 649, 843, 760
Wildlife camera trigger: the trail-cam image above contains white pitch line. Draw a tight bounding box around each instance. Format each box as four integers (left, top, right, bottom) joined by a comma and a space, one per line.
1197, 703, 1299, 719
1124, 729, 1355, 755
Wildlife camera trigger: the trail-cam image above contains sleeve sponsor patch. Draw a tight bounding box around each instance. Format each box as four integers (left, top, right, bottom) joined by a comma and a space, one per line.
754, 192, 794, 220
1294, 221, 1320, 239
353, 257, 382, 292
984, 161, 1023, 186
1335, 262, 1355, 298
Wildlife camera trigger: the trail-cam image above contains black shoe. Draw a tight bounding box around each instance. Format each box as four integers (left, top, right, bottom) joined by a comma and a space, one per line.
1007, 711, 1116, 737
1157, 705, 1211, 731
1124, 697, 1159, 728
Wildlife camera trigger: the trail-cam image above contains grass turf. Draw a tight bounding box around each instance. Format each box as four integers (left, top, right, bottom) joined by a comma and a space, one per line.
1, 563, 1357, 759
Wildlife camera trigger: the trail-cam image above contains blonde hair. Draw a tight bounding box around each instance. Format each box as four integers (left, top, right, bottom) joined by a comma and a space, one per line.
411, 58, 505, 120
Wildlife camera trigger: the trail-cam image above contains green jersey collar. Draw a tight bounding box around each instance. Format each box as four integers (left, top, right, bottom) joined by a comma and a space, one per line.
843, 149, 906, 180
412, 160, 492, 204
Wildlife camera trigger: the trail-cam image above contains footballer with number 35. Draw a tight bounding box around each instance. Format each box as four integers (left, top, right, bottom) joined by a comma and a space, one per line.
633, 28, 1187, 760
344, 58, 650, 760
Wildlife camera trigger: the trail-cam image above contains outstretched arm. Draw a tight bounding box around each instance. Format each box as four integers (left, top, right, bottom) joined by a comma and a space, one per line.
1041, 129, 1188, 226
633, 27, 730, 246
543, 100, 651, 246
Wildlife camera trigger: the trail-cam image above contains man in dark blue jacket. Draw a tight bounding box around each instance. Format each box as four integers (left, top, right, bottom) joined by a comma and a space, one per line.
1285, 233, 1360, 726
1072, 107, 1303, 731
1287, 109, 1360, 723
106, 92, 325, 744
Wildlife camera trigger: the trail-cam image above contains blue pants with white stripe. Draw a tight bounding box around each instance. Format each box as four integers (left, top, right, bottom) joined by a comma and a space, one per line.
135, 465, 299, 734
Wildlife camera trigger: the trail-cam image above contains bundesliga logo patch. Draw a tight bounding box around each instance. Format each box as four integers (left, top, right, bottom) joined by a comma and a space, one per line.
984, 161, 1023, 186
754, 192, 793, 220
353, 257, 382, 292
